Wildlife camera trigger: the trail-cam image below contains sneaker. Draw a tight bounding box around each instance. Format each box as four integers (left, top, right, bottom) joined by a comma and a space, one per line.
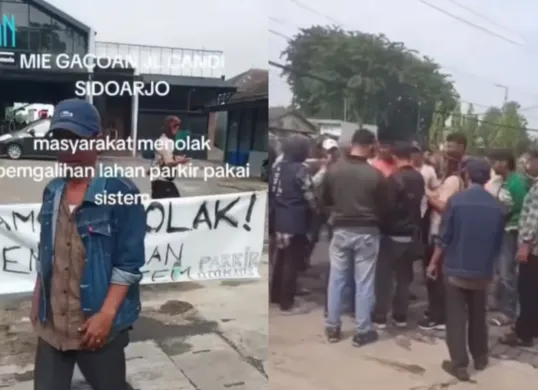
418, 318, 445, 330
325, 327, 341, 343
392, 315, 407, 328
372, 316, 387, 330
352, 330, 379, 347
474, 356, 488, 371
280, 302, 311, 316
441, 360, 469, 381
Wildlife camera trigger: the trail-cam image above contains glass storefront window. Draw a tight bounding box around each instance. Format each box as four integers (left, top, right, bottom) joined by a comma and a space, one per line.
1, 2, 29, 27
28, 30, 40, 51
73, 33, 87, 55
51, 29, 73, 52
50, 17, 66, 30
28, 6, 52, 27
40, 29, 54, 51
0, 2, 87, 54
15, 28, 30, 50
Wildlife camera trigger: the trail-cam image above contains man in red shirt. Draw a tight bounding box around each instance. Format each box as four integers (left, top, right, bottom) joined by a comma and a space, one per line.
370, 143, 396, 177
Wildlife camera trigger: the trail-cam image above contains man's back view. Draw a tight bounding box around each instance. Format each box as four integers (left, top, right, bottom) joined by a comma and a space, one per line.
426, 159, 504, 381
321, 129, 389, 347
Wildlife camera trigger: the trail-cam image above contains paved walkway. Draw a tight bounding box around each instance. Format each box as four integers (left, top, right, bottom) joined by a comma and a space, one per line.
269, 235, 538, 388
3, 334, 267, 390
0, 261, 269, 389
271, 306, 538, 390
305, 236, 538, 364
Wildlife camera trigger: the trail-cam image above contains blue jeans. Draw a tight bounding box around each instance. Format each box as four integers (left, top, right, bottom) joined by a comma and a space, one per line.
326, 228, 380, 334
493, 231, 518, 319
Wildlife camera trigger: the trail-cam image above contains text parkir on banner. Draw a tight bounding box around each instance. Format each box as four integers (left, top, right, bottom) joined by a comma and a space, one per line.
0, 191, 267, 295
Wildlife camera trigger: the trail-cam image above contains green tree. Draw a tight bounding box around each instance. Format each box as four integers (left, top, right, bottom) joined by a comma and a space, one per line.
280, 26, 458, 140
497, 102, 528, 151
454, 104, 480, 152
445, 102, 479, 152
477, 106, 503, 149
428, 101, 446, 149
476, 101, 528, 152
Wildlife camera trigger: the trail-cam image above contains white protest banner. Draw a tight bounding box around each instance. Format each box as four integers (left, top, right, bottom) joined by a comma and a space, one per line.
0, 191, 267, 295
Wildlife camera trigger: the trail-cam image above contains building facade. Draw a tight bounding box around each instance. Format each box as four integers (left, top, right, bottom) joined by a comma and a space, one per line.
0, 0, 236, 159
207, 69, 268, 176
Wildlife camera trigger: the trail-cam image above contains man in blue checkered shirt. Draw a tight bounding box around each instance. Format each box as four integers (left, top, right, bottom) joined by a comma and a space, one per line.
500, 150, 538, 347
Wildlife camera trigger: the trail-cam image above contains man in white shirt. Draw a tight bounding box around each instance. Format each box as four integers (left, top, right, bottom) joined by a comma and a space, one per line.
411, 144, 440, 217
410, 144, 440, 301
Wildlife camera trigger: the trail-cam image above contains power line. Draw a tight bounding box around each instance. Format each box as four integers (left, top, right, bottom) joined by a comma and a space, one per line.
269, 29, 538, 119
269, 29, 292, 41
441, 64, 538, 100
269, 60, 345, 86
522, 104, 538, 112
418, 0, 523, 46
288, 0, 345, 26
278, 3, 537, 99
269, 17, 300, 30
269, 59, 538, 132
445, 0, 528, 42
270, 25, 538, 107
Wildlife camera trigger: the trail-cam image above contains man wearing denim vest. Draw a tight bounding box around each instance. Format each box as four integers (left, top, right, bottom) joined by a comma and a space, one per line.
427, 158, 504, 382
31, 99, 146, 390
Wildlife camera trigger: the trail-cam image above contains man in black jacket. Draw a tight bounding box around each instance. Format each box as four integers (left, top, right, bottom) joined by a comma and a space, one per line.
321, 129, 389, 346
372, 141, 425, 328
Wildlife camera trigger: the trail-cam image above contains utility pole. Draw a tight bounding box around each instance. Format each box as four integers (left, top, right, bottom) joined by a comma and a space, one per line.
495, 84, 509, 105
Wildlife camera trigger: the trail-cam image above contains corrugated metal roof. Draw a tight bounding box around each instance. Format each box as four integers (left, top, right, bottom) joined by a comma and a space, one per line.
228, 69, 268, 102
141, 74, 236, 89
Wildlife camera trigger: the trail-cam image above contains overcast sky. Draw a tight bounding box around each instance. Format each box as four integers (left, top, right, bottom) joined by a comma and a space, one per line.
269, 0, 538, 129
47, 0, 267, 78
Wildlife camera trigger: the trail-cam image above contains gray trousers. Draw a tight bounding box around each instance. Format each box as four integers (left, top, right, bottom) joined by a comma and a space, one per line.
34, 332, 129, 390
373, 236, 415, 319
445, 282, 488, 368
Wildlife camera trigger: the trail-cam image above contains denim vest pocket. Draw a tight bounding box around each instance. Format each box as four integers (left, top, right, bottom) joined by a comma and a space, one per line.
79, 220, 112, 260
79, 219, 113, 313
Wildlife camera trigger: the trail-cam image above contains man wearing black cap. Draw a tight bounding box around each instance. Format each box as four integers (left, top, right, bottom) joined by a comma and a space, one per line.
426, 158, 505, 381
31, 98, 146, 390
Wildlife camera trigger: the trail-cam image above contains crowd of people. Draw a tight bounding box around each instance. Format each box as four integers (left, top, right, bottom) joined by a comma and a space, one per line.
268, 128, 538, 382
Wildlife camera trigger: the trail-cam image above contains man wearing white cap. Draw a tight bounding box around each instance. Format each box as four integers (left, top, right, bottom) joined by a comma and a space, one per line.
312, 138, 340, 186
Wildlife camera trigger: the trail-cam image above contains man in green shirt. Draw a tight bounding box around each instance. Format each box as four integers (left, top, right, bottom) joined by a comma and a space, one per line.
489, 150, 530, 326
